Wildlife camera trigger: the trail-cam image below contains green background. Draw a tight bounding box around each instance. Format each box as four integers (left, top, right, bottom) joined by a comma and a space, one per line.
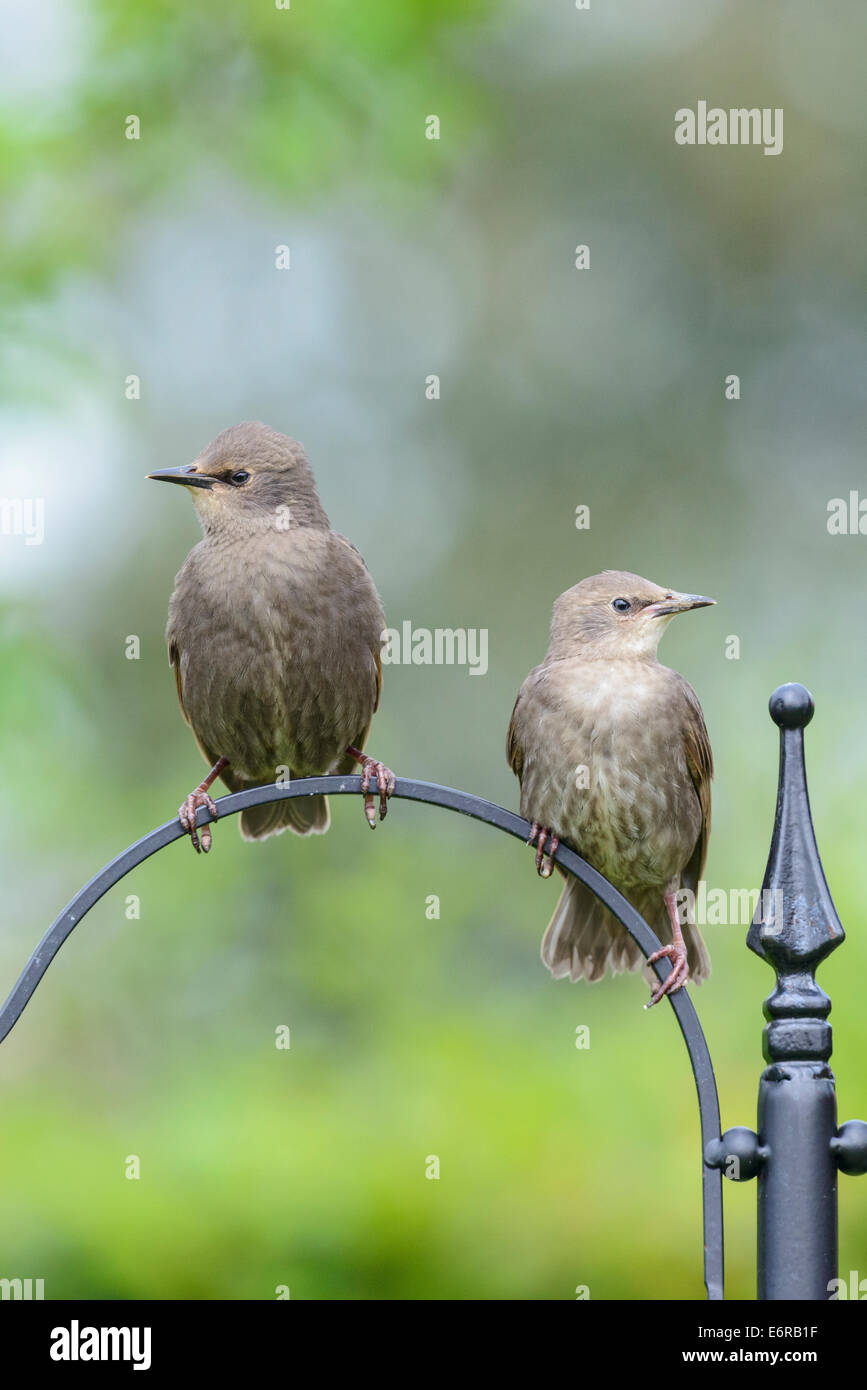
1, 0, 865, 1300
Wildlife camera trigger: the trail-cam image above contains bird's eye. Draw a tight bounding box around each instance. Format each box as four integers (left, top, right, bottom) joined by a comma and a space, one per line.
230, 470, 250, 486
611, 598, 631, 613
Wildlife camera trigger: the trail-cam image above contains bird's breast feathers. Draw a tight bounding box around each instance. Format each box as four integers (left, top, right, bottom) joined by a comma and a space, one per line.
514, 658, 706, 890
166, 529, 385, 778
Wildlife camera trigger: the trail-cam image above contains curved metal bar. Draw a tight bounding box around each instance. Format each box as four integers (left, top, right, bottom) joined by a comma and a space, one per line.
0, 775, 724, 1299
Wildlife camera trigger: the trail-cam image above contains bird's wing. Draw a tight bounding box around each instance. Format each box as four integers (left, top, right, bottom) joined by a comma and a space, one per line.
168, 636, 190, 727
506, 692, 525, 779
168, 633, 221, 769
373, 646, 382, 713
333, 648, 381, 776
331, 530, 384, 712
679, 678, 713, 890
507, 666, 548, 780
331, 531, 367, 566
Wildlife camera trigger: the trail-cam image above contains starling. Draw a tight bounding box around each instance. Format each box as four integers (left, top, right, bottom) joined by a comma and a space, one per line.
148, 422, 394, 852
507, 571, 714, 1005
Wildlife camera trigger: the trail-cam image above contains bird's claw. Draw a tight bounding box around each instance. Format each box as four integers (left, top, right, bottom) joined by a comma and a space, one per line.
358, 756, 396, 828
527, 823, 559, 878
179, 788, 219, 854
645, 942, 690, 1007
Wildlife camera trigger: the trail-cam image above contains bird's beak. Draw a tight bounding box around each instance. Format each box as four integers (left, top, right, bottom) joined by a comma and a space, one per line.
146, 465, 214, 490
643, 592, 716, 619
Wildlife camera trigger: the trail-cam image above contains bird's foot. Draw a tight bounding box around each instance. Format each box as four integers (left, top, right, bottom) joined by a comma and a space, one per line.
179, 787, 218, 853
347, 748, 395, 827
645, 942, 690, 1007
527, 823, 559, 878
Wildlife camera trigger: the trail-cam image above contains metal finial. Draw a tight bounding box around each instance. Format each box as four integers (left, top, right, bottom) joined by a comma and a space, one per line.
768, 681, 814, 730
748, 685, 844, 1062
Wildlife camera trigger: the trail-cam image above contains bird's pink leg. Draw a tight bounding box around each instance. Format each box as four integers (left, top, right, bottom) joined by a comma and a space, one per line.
527, 822, 559, 878
346, 745, 396, 827
646, 886, 690, 1006
179, 756, 229, 854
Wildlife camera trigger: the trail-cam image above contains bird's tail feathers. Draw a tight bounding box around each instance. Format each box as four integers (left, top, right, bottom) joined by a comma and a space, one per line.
238, 791, 330, 841
541, 878, 710, 986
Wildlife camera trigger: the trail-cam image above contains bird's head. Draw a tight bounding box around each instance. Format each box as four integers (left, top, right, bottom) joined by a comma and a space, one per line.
147, 422, 329, 534
549, 570, 715, 660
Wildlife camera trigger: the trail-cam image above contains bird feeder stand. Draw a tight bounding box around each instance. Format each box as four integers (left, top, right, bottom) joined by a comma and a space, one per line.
0, 683, 864, 1300
705, 683, 867, 1298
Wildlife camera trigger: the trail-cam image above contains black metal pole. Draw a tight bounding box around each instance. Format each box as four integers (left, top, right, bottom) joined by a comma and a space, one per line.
756, 1065, 838, 1299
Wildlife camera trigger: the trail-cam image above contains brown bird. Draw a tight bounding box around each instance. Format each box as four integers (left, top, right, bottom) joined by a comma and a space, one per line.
507, 571, 714, 1006
148, 422, 394, 852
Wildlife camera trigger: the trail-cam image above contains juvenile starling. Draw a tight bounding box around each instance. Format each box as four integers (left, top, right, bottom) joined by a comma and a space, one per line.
148, 422, 394, 852
507, 571, 714, 1005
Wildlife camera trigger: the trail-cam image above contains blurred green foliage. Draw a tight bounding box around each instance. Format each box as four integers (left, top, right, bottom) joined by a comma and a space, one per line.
0, 0, 866, 1300
1, 0, 491, 304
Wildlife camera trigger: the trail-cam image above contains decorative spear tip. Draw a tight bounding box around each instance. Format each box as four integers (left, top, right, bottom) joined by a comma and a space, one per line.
750, 678, 844, 983
769, 682, 814, 730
